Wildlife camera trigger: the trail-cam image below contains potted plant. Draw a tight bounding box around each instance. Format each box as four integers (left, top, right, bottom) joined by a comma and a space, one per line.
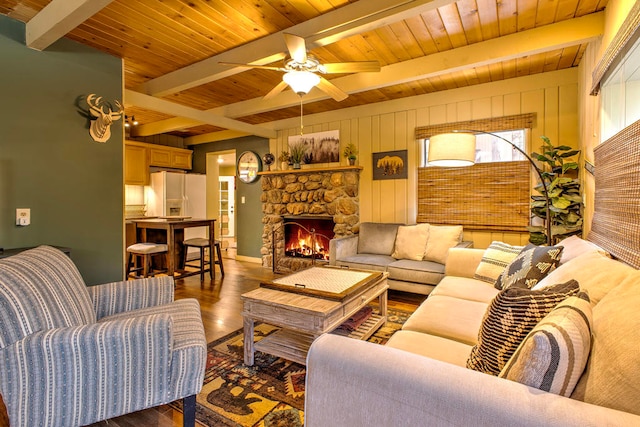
289, 142, 306, 169
528, 136, 583, 245
278, 150, 290, 170
343, 142, 358, 165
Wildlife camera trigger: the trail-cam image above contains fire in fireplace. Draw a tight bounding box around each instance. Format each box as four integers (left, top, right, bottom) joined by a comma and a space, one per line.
283, 216, 335, 260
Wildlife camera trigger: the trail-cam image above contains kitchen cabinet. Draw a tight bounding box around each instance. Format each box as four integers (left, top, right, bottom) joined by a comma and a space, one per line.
149, 145, 192, 170
125, 141, 193, 185
124, 143, 149, 185
171, 150, 192, 169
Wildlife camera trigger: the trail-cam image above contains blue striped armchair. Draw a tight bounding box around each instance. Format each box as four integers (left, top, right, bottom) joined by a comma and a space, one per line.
0, 246, 207, 427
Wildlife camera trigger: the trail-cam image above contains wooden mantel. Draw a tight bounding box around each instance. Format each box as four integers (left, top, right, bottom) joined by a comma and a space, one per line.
258, 165, 363, 176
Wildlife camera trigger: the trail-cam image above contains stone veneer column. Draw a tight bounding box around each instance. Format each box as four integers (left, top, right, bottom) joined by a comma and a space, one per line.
260, 166, 361, 270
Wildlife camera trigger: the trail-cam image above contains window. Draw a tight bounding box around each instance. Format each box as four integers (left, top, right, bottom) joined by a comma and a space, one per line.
414, 114, 535, 231
601, 35, 640, 141
421, 129, 527, 166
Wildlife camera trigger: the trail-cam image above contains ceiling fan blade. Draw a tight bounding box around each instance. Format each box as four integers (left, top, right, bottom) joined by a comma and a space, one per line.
317, 77, 348, 102
219, 61, 284, 71
323, 62, 381, 74
263, 80, 289, 100
283, 33, 307, 63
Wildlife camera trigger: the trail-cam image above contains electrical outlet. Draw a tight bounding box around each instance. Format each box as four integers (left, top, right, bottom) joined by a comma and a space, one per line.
16, 208, 30, 226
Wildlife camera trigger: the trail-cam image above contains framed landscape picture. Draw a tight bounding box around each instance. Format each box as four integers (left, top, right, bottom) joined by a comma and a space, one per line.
372, 150, 408, 180
288, 130, 340, 164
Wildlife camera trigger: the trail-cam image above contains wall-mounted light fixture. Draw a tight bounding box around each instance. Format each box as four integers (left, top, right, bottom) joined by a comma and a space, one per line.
124, 115, 139, 128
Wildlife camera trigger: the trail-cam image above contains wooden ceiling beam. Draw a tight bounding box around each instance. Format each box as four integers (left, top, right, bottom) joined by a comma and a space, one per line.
26, 0, 114, 51
216, 12, 604, 118
135, 11, 603, 138
134, 117, 202, 137
137, 0, 455, 97
124, 90, 276, 139
185, 130, 251, 146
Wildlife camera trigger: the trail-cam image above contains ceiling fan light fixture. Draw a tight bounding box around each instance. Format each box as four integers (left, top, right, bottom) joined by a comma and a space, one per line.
283, 70, 320, 95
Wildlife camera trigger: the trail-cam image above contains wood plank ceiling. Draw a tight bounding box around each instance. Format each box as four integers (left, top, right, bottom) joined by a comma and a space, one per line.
0, 0, 607, 142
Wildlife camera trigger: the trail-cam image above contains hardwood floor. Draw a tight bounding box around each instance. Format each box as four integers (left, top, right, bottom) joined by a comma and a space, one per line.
93, 257, 426, 426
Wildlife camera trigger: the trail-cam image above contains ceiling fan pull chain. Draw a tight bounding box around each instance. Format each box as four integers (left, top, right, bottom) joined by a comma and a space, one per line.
300, 95, 304, 135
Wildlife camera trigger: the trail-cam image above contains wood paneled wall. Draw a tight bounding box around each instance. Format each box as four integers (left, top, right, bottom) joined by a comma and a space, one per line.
270, 69, 579, 249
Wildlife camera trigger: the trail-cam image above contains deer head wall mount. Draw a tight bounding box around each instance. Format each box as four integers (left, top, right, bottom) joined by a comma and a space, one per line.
86, 94, 123, 143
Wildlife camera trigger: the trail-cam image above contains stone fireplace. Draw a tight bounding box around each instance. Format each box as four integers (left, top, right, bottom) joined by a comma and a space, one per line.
260, 166, 361, 273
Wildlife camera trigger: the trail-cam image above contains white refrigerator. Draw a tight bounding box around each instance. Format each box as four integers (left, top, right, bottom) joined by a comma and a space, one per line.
148, 171, 208, 257
148, 171, 186, 217
184, 173, 208, 242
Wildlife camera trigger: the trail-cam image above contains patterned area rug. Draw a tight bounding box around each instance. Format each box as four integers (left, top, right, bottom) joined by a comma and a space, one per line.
175, 308, 412, 427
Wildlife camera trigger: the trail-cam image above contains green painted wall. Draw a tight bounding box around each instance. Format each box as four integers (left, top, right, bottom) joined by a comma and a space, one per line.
192, 136, 268, 259
0, 16, 124, 285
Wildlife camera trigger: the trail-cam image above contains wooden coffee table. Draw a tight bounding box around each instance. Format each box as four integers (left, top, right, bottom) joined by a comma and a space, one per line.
241, 267, 388, 365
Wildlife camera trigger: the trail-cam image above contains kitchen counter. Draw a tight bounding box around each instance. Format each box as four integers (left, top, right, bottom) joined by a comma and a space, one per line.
125, 216, 157, 221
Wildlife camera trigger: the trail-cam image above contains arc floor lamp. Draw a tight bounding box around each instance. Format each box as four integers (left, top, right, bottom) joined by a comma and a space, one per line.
427, 130, 552, 245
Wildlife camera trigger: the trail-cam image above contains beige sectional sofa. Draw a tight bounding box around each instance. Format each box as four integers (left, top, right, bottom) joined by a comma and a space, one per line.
306, 238, 640, 426
329, 222, 470, 295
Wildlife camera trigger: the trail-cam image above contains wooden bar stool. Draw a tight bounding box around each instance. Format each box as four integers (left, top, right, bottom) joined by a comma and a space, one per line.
126, 243, 168, 278
183, 238, 225, 279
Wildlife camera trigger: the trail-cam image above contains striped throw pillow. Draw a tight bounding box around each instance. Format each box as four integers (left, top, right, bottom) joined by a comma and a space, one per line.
499, 290, 592, 396
466, 280, 580, 376
474, 241, 524, 284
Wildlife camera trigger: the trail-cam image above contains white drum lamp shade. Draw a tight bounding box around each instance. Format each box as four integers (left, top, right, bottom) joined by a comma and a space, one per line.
428, 132, 476, 167
283, 70, 321, 95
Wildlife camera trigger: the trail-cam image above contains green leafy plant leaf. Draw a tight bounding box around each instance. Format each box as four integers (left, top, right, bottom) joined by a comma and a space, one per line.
529, 136, 583, 244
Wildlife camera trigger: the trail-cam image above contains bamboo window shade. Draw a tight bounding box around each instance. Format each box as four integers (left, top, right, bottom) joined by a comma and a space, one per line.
417, 161, 531, 231
414, 114, 535, 140
589, 119, 640, 269
415, 114, 535, 231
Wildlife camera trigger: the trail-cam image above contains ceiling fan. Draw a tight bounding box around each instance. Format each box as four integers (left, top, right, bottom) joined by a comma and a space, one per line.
221, 33, 380, 102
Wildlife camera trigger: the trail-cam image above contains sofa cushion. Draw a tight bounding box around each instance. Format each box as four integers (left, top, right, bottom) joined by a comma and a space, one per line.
499, 291, 592, 397
495, 244, 564, 290
335, 254, 395, 272
423, 225, 463, 264
557, 235, 610, 264
387, 259, 444, 285
402, 295, 489, 345
430, 276, 499, 304
0, 246, 96, 349
474, 241, 523, 284
532, 251, 636, 305
466, 280, 579, 376
386, 330, 473, 367
571, 273, 640, 415
392, 224, 430, 260
357, 222, 401, 255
